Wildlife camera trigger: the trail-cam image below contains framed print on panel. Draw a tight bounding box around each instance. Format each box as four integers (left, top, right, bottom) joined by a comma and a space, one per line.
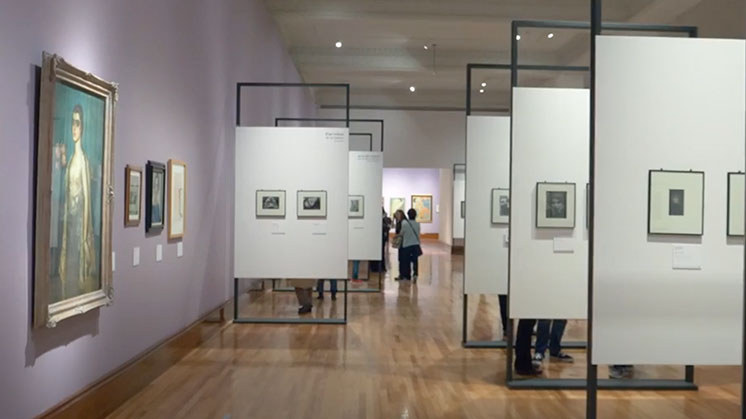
648, 170, 704, 236
298, 190, 327, 218
390, 197, 405, 217
411, 195, 433, 223
256, 190, 286, 217
125, 165, 142, 227
491, 188, 510, 224
460, 201, 465, 219
728, 172, 744, 236
146, 161, 166, 233
33, 53, 117, 328
536, 182, 576, 229
167, 159, 187, 239
349, 195, 364, 218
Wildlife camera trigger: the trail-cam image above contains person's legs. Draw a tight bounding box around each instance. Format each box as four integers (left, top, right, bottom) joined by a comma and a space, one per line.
330, 279, 338, 300
413, 256, 419, 277
534, 319, 551, 359
296, 287, 312, 313
549, 319, 568, 356
352, 260, 360, 279
498, 295, 508, 338
399, 247, 412, 279
515, 319, 540, 374
316, 279, 324, 299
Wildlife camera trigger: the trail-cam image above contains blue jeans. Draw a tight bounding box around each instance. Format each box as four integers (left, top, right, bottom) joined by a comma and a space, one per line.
399, 245, 417, 279
535, 319, 567, 356
352, 260, 360, 279
316, 279, 337, 296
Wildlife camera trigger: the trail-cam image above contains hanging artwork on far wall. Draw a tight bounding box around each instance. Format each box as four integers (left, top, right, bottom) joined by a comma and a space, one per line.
349, 195, 364, 218
33, 52, 118, 328
412, 194, 433, 223
167, 159, 187, 240
491, 188, 510, 224
390, 197, 405, 217
728, 172, 744, 236
256, 190, 286, 217
536, 182, 576, 229
298, 190, 327, 218
125, 165, 142, 227
648, 170, 704, 236
146, 160, 166, 233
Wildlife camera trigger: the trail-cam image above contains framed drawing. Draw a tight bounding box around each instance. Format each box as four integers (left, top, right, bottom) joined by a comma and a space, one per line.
390, 197, 405, 216
298, 190, 327, 218
460, 201, 465, 219
256, 190, 286, 217
167, 159, 186, 239
146, 161, 166, 233
412, 194, 433, 223
648, 170, 704, 236
33, 53, 117, 328
349, 195, 364, 218
536, 182, 576, 229
125, 165, 142, 226
728, 172, 744, 236
491, 188, 510, 224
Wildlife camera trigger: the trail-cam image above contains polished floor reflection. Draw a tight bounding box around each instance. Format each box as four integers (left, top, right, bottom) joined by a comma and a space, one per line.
108, 240, 741, 419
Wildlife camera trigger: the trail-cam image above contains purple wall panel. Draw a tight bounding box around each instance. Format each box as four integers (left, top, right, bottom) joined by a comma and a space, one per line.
0, 1, 315, 417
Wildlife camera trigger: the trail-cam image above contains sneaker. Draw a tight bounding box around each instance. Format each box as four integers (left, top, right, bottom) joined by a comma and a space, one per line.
609, 365, 633, 379
413, 274, 418, 282
533, 352, 544, 362
550, 352, 574, 363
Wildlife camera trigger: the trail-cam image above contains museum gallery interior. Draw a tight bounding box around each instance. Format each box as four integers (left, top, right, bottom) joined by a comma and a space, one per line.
2, 1, 746, 418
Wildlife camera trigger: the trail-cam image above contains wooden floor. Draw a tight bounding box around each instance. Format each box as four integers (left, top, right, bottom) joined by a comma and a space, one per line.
108, 240, 741, 419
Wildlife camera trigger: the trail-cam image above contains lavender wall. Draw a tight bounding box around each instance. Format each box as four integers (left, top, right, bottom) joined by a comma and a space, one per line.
0, 1, 315, 417
383, 168, 442, 235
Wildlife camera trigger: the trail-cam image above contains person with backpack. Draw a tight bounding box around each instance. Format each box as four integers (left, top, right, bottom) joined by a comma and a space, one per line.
396, 208, 422, 281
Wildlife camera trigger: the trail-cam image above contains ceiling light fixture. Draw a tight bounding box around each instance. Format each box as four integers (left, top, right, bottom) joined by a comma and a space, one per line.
335, 41, 342, 48
547, 33, 554, 39
479, 89, 485, 94
481, 82, 487, 88
424, 45, 429, 50
516, 35, 521, 41
409, 86, 416, 93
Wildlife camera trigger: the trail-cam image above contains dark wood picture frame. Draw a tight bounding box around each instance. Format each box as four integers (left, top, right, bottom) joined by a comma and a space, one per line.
146, 161, 166, 233
125, 165, 142, 227
647, 169, 705, 236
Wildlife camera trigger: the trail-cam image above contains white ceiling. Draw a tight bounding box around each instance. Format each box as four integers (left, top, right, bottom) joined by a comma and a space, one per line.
264, 0, 745, 110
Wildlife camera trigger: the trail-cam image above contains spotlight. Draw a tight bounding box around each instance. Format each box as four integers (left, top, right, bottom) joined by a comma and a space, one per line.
547, 33, 554, 39
479, 89, 485, 94
481, 82, 487, 88
335, 41, 342, 48
424, 45, 429, 50
516, 35, 521, 41
409, 86, 416, 93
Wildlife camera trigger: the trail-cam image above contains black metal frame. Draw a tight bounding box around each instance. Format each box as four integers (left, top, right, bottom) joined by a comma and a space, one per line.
350, 133, 374, 151
274, 117, 384, 152
233, 83, 351, 325
506, 18, 698, 391
647, 170, 705, 236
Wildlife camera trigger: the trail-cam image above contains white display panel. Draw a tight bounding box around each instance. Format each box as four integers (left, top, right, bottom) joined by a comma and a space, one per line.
234, 127, 349, 279
348, 151, 384, 261
509, 88, 589, 319
593, 36, 745, 365
464, 116, 510, 295
452, 166, 466, 240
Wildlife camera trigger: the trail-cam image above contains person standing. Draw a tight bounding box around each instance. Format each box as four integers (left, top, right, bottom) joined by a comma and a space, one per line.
316, 279, 337, 300
288, 278, 316, 314
397, 209, 421, 281
533, 319, 574, 363
514, 318, 543, 376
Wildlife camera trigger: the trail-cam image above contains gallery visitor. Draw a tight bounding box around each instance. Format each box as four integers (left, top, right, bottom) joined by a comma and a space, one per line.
533, 319, 574, 363
514, 318, 542, 376
396, 209, 422, 282
351, 260, 361, 281
289, 278, 316, 314
316, 279, 337, 300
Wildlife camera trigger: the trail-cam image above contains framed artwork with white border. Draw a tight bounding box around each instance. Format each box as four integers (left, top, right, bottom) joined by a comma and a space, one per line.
491, 188, 510, 224
297, 190, 327, 218
349, 195, 364, 218
167, 159, 186, 240
256, 190, 286, 217
648, 170, 704, 236
536, 182, 576, 229
125, 165, 142, 227
727, 172, 743, 237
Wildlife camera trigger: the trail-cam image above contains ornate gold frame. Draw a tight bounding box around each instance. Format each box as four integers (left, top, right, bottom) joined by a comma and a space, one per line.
34, 53, 118, 328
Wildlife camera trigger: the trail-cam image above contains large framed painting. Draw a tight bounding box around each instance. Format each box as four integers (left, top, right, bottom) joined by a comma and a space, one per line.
648, 170, 704, 236
256, 190, 286, 217
390, 197, 405, 217
146, 161, 166, 233
349, 195, 364, 218
728, 172, 744, 237
411, 194, 433, 223
33, 53, 117, 328
491, 188, 510, 224
297, 190, 327, 218
536, 182, 576, 229
167, 159, 187, 239
125, 165, 142, 227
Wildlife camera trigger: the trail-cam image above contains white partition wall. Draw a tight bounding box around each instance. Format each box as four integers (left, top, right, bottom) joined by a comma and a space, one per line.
349, 151, 383, 261
452, 166, 466, 241
234, 127, 349, 279
593, 36, 745, 365
464, 116, 510, 295
510, 88, 589, 319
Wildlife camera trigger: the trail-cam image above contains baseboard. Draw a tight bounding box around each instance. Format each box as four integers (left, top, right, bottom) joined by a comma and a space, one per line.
421, 233, 439, 240
38, 299, 231, 419
451, 245, 464, 255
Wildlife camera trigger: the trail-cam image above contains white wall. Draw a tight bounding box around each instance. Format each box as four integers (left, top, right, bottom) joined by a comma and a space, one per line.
593, 36, 745, 365
234, 127, 349, 279
464, 116, 511, 295
452, 165, 466, 240
349, 152, 383, 261
509, 88, 589, 319
382, 168, 442, 235
439, 168, 454, 245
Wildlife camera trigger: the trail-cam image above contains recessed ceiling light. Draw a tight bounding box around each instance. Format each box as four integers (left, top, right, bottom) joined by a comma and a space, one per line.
335, 41, 342, 48
516, 35, 521, 41
409, 86, 416, 92
481, 82, 487, 88
547, 33, 554, 39
479, 89, 485, 94
424, 45, 429, 50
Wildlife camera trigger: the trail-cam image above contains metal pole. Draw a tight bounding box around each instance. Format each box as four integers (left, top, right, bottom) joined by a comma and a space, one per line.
462, 294, 468, 344
344, 279, 349, 322
233, 278, 239, 321
235, 85, 242, 126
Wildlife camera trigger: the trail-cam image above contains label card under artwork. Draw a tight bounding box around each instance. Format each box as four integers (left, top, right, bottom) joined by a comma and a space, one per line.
672, 245, 702, 270
312, 222, 327, 236
177, 242, 184, 257
133, 247, 140, 266
271, 222, 286, 236
156, 244, 163, 262
553, 237, 574, 253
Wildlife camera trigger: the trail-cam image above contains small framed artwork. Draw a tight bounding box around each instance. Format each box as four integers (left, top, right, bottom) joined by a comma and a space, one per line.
491, 188, 510, 224
146, 161, 166, 233
167, 159, 187, 239
125, 165, 142, 226
349, 195, 364, 218
411, 194, 433, 223
460, 201, 465, 219
728, 172, 744, 236
256, 190, 286, 217
536, 182, 576, 229
390, 197, 405, 216
648, 170, 704, 236
298, 190, 327, 218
